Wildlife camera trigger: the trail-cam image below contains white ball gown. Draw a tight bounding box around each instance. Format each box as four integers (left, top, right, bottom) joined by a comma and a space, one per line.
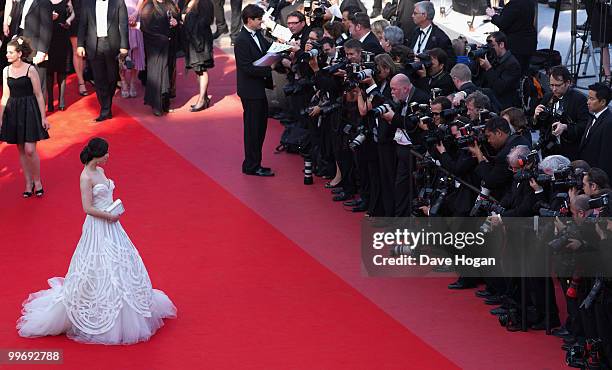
17, 179, 177, 345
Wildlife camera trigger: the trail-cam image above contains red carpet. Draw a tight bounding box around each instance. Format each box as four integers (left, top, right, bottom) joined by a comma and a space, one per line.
0, 80, 460, 368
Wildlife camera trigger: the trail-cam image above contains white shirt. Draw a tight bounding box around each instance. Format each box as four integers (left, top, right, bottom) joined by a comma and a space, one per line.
244, 25, 262, 51
96, 0, 109, 38
415, 24, 432, 54
20, 0, 35, 30
394, 95, 413, 146
586, 107, 607, 139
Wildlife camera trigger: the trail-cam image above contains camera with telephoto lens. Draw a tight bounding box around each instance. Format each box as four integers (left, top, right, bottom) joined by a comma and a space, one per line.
589, 193, 610, 216
538, 193, 571, 217
424, 122, 455, 147
344, 124, 368, 150
404, 53, 433, 74
455, 124, 487, 148
550, 166, 586, 192
469, 196, 505, 217
370, 101, 400, 117
548, 223, 580, 253
301, 97, 343, 117
431, 88, 443, 99
467, 44, 494, 61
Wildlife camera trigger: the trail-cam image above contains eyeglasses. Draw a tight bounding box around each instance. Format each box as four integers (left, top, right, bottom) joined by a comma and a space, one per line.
431, 112, 441, 116
287, 21, 303, 25
412, 11, 426, 15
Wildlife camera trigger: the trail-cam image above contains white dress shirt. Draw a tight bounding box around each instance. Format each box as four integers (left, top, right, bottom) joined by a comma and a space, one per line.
585, 107, 607, 140
20, 0, 35, 30
358, 31, 371, 43
244, 25, 261, 51
415, 24, 432, 54
96, 0, 109, 38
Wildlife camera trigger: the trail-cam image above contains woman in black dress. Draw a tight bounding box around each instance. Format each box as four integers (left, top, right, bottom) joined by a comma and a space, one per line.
0, 37, 50, 197
140, 0, 179, 116
181, 0, 214, 112
47, 0, 75, 111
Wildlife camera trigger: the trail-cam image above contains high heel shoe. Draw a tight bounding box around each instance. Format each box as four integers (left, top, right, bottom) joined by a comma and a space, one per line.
121, 85, 130, 98
324, 181, 342, 189
35, 188, 44, 197
129, 85, 138, 98
78, 83, 89, 96
190, 96, 210, 110
23, 183, 34, 198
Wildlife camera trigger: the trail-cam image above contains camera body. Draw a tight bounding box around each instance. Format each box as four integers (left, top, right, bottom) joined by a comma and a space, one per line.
404, 53, 433, 74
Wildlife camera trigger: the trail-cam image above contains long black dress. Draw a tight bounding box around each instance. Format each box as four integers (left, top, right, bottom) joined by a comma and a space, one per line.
182, 0, 214, 73
0, 65, 48, 144
48, 0, 70, 73
141, 0, 178, 113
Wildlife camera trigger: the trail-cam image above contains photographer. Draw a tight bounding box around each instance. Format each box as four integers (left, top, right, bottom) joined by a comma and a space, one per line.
469, 116, 530, 200
413, 48, 455, 97
347, 12, 385, 55
533, 66, 588, 160
501, 107, 532, 147
579, 82, 612, 180
465, 91, 491, 124
380, 73, 430, 216
449, 63, 500, 110
478, 32, 522, 110
486, 0, 537, 74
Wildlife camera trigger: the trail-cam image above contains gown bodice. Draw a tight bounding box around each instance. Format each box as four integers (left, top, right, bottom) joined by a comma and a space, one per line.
92, 179, 115, 210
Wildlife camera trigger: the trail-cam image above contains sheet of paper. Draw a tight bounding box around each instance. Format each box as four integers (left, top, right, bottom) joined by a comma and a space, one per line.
271, 24, 293, 42
253, 53, 284, 67
267, 42, 293, 53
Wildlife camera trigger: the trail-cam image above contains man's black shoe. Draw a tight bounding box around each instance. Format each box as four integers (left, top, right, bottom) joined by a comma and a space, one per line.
530, 319, 561, 331
94, 114, 112, 122
563, 336, 577, 345
213, 29, 228, 39
259, 166, 271, 172
352, 204, 367, 212
448, 279, 476, 289
490, 307, 508, 315
331, 188, 344, 194
343, 199, 361, 207
476, 289, 493, 298
553, 326, 572, 338
244, 168, 275, 176
333, 192, 353, 201
484, 296, 502, 305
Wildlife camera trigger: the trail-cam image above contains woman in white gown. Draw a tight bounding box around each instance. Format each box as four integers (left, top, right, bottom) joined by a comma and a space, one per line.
17, 137, 177, 345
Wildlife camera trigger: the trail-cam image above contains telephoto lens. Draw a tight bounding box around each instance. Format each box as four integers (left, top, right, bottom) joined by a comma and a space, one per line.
304, 155, 313, 185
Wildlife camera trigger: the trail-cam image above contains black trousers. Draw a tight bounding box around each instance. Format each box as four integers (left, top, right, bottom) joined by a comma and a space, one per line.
377, 142, 397, 217
213, 0, 243, 39
89, 38, 119, 117
394, 144, 414, 217
595, 289, 612, 368
241, 97, 268, 173
373, 0, 382, 11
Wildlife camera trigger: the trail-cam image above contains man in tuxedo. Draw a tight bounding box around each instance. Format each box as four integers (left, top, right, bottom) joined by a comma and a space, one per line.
347, 12, 385, 55
407, 1, 454, 61
533, 66, 589, 160
77, 0, 128, 122
235, 4, 275, 177
486, 0, 537, 74
579, 83, 612, 180
286, 11, 310, 48
380, 73, 430, 216
3, 0, 52, 92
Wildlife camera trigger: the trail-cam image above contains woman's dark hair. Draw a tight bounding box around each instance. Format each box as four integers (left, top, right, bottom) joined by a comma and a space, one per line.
80, 137, 109, 164
7, 37, 33, 60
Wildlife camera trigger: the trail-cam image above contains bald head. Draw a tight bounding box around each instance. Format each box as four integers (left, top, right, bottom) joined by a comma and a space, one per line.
390, 74, 413, 102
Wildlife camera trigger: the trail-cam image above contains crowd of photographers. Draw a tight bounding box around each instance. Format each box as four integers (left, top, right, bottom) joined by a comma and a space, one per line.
257, 0, 612, 367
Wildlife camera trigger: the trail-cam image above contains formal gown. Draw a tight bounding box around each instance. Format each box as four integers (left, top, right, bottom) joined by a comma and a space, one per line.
0, 64, 48, 144
17, 179, 176, 345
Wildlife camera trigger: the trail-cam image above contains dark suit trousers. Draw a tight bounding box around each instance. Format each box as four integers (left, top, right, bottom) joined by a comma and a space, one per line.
213, 0, 243, 38
377, 142, 397, 217
90, 38, 118, 117
373, 0, 382, 10
241, 97, 268, 173
394, 144, 414, 217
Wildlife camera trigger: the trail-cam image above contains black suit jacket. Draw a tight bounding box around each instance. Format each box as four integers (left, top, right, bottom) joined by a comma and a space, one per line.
360, 31, 385, 55
234, 27, 273, 100
538, 89, 589, 160
11, 0, 53, 54
491, 0, 537, 56
77, 0, 129, 58
407, 24, 455, 62
475, 133, 531, 200
579, 108, 612, 180
483, 51, 522, 110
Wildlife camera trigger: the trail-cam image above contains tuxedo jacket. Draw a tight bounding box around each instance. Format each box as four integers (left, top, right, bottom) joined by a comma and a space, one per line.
361, 31, 385, 55
394, 0, 415, 41
10, 0, 53, 54
579, 108, 612, 180
538, 89, 589, 160
234, 27, 273, 100
491, 0, 537, 56
407, 24, 454, 62
77, 0, 129, 58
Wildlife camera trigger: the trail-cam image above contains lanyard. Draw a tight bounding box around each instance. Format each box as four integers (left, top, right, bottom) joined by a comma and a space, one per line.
416, 26, 432, 53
